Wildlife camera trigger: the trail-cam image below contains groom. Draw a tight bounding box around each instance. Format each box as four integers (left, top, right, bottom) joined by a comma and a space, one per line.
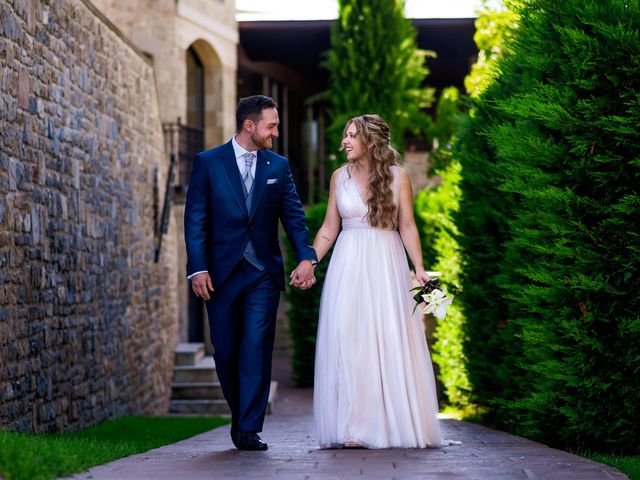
184, 95, 317, 451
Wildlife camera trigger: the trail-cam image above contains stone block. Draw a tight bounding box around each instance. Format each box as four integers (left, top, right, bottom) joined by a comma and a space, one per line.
6, 97, 17, 122
2, 6, 23, 41
18, 66, 29, 110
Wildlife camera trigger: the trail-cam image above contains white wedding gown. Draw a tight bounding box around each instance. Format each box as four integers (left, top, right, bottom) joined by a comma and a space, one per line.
314, 166, 443, 449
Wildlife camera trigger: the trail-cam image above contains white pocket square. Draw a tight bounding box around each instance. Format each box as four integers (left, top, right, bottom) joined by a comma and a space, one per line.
267, 178, 278, 185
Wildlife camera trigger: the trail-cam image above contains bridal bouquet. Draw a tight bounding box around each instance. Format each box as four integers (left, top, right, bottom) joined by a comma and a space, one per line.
411, 278, 453, 320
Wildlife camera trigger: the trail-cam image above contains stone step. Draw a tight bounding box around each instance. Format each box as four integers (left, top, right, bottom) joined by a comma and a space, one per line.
174, 342, 205, 366
171, 382, 225, 400
173, 356, 217, 383
168, 381, 279, 416
169, 399, 231, 415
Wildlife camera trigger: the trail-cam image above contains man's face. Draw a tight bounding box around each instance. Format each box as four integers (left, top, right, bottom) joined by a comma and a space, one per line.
250, 108, 279, 150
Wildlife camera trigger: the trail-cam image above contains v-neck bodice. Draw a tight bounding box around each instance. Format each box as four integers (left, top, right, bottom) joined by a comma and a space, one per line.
336, 165, 401, 229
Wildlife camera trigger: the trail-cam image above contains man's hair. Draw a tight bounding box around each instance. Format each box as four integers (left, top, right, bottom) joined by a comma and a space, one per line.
236, 95, 278, 132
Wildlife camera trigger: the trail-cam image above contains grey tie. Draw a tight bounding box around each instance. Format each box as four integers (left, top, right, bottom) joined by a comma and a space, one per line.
240, 152, 264, 271
242, 152, 255, 196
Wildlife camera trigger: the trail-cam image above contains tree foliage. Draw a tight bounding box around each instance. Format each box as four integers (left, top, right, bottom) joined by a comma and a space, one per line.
464, 4, 518, 98
447, 0, 526, 417
416, 3, 517, 410
456, 0, 640, 453
284, 202, 332, 387
324, 0, 434, 150
415, 87, 470, 406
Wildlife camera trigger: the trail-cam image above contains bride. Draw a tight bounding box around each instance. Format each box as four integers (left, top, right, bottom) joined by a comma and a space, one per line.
309, 114, 442, 449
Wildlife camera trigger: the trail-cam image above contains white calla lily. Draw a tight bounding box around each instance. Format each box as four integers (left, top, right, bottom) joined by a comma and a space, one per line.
423, 302, 437, 315
420, 287, 453, 319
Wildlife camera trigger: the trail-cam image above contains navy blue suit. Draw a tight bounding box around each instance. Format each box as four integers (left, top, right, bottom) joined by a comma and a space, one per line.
184, 140, 316, 433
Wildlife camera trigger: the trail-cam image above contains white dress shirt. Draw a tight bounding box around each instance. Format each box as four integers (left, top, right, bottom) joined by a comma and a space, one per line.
232, 135, 258, 179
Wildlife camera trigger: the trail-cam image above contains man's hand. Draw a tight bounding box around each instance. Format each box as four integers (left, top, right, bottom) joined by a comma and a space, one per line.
289, 260, 316, 290
191, 272, 214, 301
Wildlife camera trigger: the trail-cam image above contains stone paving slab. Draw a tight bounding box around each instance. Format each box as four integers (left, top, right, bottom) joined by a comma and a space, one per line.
64, 387, 627, 480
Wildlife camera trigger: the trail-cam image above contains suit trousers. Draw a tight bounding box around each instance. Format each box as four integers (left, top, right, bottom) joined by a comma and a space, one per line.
205, 260, 280, 433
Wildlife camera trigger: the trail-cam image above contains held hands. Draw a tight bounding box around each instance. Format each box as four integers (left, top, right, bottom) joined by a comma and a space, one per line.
191, 272, 214, 301
415, 268, 431, 286
289, 259, 316, 290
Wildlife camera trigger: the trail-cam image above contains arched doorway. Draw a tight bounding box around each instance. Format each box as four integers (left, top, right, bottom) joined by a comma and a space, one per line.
186, 46, 205, 133
188, 40, 224, 149
183, 40, 224, 350
185, 45, 206, 344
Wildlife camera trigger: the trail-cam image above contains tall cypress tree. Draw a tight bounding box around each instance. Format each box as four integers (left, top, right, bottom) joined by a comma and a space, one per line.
493, 0, 640, 452
325, 0, 434, 149
458, 0, 640, 452
454, 5, 523, 413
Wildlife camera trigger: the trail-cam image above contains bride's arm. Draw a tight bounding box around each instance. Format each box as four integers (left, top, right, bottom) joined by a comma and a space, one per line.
312, 169, 342, 263
397, 168, 430, 285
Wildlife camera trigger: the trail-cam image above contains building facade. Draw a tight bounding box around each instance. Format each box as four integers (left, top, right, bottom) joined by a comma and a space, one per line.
238, 18, 477, 201
90, 0, 239, 352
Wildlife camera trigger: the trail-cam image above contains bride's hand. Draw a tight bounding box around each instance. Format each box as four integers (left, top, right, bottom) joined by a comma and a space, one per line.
415, 269, 431, 286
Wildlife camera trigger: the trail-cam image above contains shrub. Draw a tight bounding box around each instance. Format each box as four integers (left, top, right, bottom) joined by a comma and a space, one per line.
284, 201, 331, 387
415, 87, 471, 407
415, 158, 470, 407
492, 0, 640, 452
456, 0, 640, 453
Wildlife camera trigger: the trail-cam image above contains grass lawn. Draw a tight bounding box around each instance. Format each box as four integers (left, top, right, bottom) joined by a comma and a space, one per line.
0, 415, 230, 480
589, 454, 640, 480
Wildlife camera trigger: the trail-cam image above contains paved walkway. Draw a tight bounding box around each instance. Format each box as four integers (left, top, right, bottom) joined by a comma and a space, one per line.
65, 356, 627, 480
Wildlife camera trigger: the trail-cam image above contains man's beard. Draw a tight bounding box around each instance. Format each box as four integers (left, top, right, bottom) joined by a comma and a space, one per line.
252, 133, 273, 150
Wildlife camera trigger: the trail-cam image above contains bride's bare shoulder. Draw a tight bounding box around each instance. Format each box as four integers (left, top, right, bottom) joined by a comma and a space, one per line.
390, 164, 406, 174
334, 164, 349, 175
331, 164, 348, 181
390, 164, 409, 181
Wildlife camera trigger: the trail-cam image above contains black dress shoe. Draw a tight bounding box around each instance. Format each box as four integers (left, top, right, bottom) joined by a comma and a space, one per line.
235, 432, 268, 451
230, 430, 240, 448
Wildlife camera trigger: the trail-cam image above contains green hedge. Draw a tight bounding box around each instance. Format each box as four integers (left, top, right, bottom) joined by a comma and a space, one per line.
415, 159, 470, 407
415, 86, 470, 407
283, 201, 331, 387
455, 99, 524, 414
456, 0, 640, 453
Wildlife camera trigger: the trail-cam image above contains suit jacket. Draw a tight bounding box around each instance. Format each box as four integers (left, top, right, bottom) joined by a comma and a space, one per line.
184, 141, 317, 291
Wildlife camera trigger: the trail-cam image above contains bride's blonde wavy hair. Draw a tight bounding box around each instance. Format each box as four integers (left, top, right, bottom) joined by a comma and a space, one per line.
343, 114, 400, 229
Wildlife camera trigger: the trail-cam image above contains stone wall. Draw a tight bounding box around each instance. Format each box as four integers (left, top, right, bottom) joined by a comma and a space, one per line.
0, 0, 179, 432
